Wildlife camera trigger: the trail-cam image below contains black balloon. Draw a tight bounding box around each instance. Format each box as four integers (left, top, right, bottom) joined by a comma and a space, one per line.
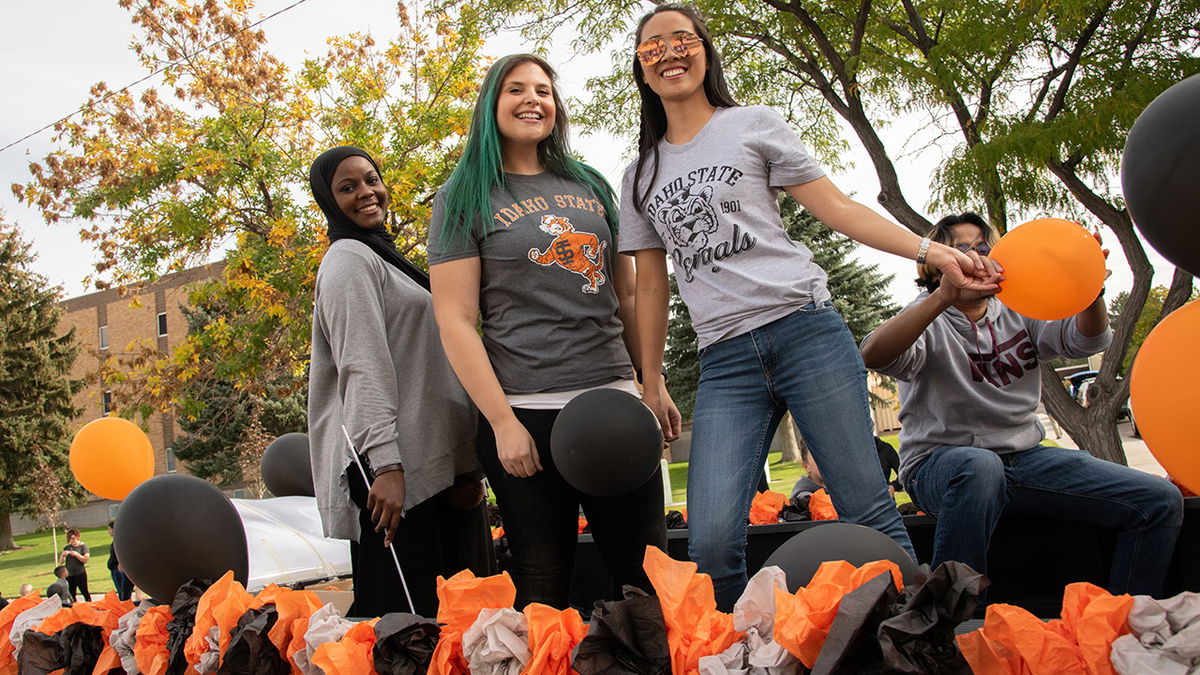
1121, 74, 1200, 278
114, 474, 249, 603
550, 389, 663, 498
764, 522, 920, 592
261, 432, 315, 497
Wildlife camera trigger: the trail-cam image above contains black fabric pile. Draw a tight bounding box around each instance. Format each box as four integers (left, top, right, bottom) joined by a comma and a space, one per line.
808, 561, 988, 675
665, 510, 687, 530
167, 578, 212, 675
218, 605, 289, 675
16, 623, 104, 675
779, 501, 812, 522
373, 612, 441, 674
573, 587, 670, 674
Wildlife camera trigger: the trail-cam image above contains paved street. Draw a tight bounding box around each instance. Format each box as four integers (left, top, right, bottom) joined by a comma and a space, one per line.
1040, 414, 1165, 477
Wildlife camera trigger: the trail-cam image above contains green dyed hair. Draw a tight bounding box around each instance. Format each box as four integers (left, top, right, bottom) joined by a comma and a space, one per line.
439, 54, 618, 249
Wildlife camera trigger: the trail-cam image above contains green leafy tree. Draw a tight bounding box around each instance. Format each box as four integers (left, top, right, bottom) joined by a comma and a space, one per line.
170, 301, 306, 487
16, 0, 487, 420
469, 0, 1200, 464
0, 221, 83, 550
1109, 286, 1200, 375
665, 198, 898, 422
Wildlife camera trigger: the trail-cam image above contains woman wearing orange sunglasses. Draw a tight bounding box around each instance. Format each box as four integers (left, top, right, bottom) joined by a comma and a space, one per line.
618, 3, 1003, 610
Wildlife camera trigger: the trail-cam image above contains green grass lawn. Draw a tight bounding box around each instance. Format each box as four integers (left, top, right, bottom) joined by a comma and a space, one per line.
664, 433, 912, 508
0, 525, 118, 600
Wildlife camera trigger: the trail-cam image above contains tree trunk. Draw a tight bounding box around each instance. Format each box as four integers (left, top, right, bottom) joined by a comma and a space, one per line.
779, 413, 802, 463
0, 512, 17, 550
1040, 363, 1128, 465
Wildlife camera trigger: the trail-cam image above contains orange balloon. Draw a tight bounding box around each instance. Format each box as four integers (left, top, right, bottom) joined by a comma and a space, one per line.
1130, 299, 1200, 495
69, 417, 155, 500
989, 218, 1106, 320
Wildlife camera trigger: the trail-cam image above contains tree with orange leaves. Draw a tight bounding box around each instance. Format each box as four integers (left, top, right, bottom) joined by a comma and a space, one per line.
15, 1, 487, 443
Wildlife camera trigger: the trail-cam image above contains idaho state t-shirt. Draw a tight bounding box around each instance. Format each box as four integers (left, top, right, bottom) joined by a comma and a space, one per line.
428, 172, 632, 394
619, 105, 831, 348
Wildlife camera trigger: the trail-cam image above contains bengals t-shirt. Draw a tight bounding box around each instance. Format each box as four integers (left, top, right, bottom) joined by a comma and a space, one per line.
619, 105, 831, 349
428, 172, 632, 395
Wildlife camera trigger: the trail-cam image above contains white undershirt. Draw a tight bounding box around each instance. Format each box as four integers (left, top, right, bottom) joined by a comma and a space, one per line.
506, 378, 641, 410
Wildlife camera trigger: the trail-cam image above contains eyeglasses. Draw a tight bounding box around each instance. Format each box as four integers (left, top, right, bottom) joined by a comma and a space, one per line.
635, 31, 704, 67
953, 242, 992, 256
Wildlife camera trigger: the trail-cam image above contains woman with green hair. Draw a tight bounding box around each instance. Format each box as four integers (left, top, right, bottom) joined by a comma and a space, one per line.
428, 53, 678, 609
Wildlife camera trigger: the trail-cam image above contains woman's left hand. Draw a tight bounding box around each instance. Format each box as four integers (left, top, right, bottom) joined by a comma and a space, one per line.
656, 382, 683, 442
367, 470, 407, 547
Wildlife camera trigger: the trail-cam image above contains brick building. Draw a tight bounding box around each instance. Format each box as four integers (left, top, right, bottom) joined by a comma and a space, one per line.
12, 263, 223, 533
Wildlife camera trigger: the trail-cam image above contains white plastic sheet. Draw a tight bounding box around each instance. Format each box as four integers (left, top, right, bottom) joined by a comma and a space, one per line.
230, 496, 351, 591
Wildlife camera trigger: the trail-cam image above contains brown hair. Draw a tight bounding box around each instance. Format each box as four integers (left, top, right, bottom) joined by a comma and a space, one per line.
916, 212, 998, 291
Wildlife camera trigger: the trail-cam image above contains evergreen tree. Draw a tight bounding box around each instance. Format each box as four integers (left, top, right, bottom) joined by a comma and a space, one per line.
664, 275, 701, 421
0, 222, 83, 549
171, 300, 307, 487
665, 197, 899, 422
780, 199, 901, 344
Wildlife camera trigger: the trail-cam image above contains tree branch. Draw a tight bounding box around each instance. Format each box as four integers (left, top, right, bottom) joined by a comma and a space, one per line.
1045, 2, 1112, 121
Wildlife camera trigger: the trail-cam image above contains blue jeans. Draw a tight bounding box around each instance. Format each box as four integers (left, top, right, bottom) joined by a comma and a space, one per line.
687, 304, 915, 610
907, 444, 1183, 597
110, 569, 132, 601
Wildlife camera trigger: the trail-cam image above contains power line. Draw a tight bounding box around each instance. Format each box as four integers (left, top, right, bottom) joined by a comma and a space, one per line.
0, 0, 311, 156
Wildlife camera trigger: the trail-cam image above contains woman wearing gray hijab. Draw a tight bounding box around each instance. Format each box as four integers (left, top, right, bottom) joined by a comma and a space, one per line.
307, 145, 491, 617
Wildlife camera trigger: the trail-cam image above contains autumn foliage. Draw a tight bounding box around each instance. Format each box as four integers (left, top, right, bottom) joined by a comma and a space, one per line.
15, 0, 487, 421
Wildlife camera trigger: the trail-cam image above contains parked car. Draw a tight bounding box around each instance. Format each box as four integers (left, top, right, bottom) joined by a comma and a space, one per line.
1068, 370, 1138, 436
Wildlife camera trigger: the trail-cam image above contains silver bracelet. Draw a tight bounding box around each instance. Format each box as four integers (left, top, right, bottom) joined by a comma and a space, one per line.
915, 237, 931, 265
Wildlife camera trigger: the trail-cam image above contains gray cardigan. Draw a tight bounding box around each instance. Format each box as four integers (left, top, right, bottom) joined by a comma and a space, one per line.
308, 240, 478, 540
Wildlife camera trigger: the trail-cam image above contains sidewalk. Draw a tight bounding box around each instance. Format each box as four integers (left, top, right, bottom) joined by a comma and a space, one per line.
1039, 412, 1166, 477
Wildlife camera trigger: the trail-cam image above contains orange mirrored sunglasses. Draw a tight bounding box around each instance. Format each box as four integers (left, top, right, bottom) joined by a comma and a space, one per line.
636, 31, 704, 67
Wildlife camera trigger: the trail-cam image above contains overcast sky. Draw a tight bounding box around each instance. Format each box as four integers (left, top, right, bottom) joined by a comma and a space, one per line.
0, 0, 1179, 304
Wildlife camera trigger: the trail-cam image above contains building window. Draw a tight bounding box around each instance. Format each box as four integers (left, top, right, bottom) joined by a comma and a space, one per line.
98, 325, 109, 350
166, 447, 177, 473
157, 312, 168, 337
232, 488, 249, 499
102, 390, 112, 415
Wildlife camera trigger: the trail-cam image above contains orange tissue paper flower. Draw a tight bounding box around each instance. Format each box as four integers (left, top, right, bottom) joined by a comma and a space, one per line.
183, 570, 255, 670
0, 593, 44, 671
957, 603, 1086, 674
748, 490, 788, 525
643, 545, 743, 675
134, 605, 174, 675
808, 489, 838, 521
429, 569, 517, 675
310, 617, 379, 675
773, 559, 902, 667
523, 603, 586, 674
257, 585, 324, 674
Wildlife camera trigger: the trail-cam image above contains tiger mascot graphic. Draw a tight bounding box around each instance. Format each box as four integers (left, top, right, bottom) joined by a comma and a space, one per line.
527, 214, 607, 294
658, 183, 719, 249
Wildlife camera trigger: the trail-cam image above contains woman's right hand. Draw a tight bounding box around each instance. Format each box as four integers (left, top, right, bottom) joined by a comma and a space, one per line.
495, 417, 542, 478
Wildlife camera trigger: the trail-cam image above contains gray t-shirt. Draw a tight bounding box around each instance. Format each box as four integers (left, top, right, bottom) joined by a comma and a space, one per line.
619, 105, 831, 348
428, 172, 632, 394
62, 542, 88, 576
863, 293, 1112, 484
47, 579, 72, 606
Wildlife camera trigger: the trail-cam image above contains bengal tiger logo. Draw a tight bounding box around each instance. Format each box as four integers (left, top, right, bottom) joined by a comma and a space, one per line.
658, 184, 718, 249
527, 215, 608, 294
